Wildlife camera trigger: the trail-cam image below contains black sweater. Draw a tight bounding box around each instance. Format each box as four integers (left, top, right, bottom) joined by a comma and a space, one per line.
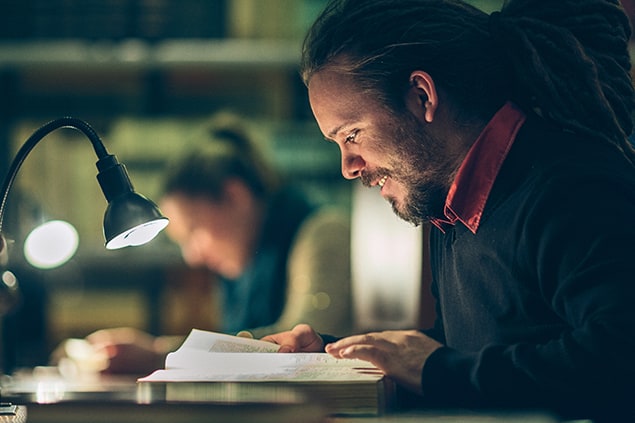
422, 115, 635, 422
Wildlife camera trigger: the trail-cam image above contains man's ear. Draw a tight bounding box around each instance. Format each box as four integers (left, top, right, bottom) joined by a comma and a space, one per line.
406, 70, 438, 123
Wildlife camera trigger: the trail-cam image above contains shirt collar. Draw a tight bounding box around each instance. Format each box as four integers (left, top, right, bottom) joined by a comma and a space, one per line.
430, 102, 526, 234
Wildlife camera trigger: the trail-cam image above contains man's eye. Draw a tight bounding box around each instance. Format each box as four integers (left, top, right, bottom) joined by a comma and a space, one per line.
344, 130, 358, 144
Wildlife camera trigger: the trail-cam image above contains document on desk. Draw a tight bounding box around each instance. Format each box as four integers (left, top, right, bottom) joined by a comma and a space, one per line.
137, 328, 392, 415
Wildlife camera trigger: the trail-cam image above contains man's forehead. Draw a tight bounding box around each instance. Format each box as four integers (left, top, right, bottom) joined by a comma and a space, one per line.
309, 68, 354, 89
309, 70, 367, 114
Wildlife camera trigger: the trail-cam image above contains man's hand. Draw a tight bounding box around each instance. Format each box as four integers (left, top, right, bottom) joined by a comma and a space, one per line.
260, 323, 325, 352
325, 330, 443, 394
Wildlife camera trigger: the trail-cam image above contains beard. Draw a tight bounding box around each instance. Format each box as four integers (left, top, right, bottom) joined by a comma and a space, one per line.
361, 109, 460, 226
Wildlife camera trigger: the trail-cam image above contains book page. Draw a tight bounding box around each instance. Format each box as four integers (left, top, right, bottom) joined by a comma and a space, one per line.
160, 329, 281, 371
140, 353, 381, 383
165, 351, 374, 372
179, 328, 281, 353
139, 367, 383, 382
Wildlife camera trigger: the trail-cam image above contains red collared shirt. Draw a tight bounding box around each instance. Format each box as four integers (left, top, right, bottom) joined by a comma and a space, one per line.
430, 102, 526, 234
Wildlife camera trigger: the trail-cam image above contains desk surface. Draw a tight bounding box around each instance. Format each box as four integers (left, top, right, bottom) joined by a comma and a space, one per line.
0, 406, 560, 423
328, 411, 558, 423
0, 370, 559, 423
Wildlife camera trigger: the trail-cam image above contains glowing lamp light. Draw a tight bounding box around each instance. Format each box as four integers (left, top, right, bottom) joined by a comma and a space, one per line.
106, 217, 170, 250
24, 220, 79, 269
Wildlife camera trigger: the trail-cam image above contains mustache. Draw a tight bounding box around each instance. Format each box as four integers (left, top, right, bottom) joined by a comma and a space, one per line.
360, 168, 390, 188
360, 172, 374, 188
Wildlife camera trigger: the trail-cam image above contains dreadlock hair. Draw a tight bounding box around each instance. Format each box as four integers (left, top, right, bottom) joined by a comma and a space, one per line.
162, 112, 281, 203
301, 0, 635, 164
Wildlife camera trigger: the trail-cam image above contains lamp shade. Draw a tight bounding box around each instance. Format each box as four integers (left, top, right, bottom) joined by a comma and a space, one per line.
95, 152, 169, 249
104, 191, 169, 249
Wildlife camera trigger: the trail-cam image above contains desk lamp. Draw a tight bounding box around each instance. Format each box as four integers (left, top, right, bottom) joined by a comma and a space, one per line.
0, 117, 169, 310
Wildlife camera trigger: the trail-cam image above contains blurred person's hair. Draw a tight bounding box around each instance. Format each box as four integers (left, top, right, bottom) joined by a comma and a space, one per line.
162, 112, 281, 202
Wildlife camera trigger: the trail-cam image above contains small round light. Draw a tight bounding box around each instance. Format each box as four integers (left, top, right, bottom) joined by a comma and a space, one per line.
24, 220, 79, 269
2, 270, 17, 288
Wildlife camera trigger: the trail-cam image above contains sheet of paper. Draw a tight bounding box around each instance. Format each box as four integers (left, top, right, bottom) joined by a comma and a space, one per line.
179, 329, 281, 353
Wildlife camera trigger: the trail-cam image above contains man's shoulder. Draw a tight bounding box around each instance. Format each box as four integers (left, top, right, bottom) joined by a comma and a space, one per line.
505, 117, 635, 190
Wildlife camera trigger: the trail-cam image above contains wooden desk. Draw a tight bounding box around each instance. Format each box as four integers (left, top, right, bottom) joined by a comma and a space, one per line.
0, 371, 559, 423
2, 406, 558, 423
0, 406, 561, 423
328, 410, 559, 423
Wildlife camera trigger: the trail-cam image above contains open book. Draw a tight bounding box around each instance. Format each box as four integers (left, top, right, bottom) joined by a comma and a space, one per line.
137, 329, 393, 415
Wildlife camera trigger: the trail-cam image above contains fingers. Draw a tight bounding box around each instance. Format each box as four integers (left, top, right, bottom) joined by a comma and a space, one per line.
260, 331, 298, 352
236, 331, 254, 339
86, 329, 113, 345
277, 345, 295, 353
260, 332, 287, 345
325, 334, 386, 366
290, 324, 325, 352
325, 333, 383, 356
260, 324, 324, 353
261, 326, 306, 352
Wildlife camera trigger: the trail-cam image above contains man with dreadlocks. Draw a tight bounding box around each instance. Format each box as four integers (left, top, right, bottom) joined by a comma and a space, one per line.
262, 0, 635, 421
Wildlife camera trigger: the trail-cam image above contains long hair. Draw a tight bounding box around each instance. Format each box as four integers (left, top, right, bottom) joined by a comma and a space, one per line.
162, 112, 281, 202
301, 0, 635, 163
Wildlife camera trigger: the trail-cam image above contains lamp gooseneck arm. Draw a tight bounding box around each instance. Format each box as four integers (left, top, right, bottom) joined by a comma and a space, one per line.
0, 117, 110, 234
0, 116, 167, 252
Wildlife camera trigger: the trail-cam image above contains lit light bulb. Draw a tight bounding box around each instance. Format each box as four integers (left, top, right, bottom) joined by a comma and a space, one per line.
24, 220, 79, 269
105, 219, 169, 250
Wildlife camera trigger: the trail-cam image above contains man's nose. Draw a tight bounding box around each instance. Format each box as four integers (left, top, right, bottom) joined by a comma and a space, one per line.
341, 153, 365, 180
